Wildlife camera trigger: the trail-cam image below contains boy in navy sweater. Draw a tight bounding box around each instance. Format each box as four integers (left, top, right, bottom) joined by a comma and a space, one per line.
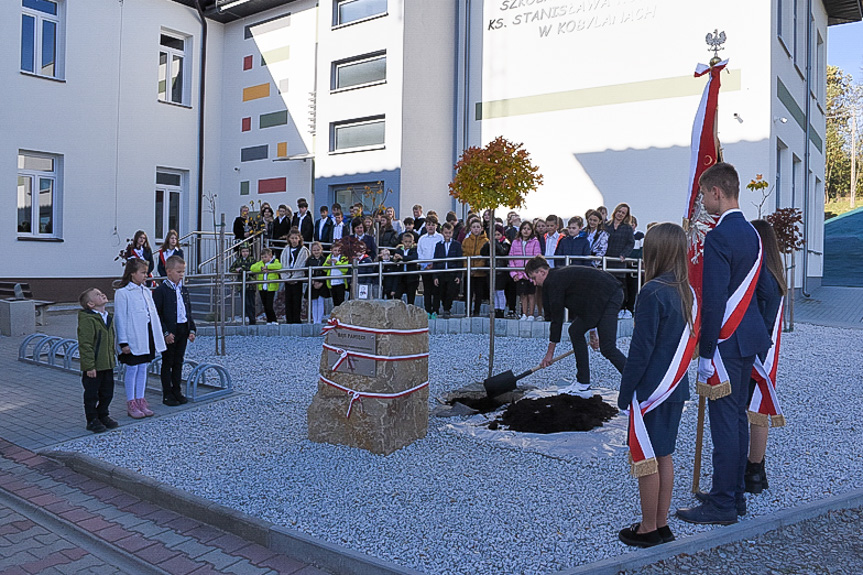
555, 216, 592, 266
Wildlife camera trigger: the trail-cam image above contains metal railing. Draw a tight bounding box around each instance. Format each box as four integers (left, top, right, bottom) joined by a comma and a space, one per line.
183, 253, 644, 325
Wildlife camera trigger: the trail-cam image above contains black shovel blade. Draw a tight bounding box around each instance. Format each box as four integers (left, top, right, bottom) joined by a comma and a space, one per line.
483, 370, 517, 397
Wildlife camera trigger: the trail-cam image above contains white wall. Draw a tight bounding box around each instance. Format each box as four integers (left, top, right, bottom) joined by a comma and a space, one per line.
464, 0, 777, 228
400, 1, 459, 219
3, 0, 221, 279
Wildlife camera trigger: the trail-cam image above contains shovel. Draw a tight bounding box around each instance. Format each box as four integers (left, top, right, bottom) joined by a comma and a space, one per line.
483, 349, 576, 397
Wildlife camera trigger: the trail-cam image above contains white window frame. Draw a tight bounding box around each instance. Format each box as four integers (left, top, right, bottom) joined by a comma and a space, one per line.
332, 51, 387, 92
17, 151, 62, 239
158, 30, 191, 106
20, 0, 65, 80
154, 169, 187, 242
333, 0, 387, 27
330, 116, 386, 153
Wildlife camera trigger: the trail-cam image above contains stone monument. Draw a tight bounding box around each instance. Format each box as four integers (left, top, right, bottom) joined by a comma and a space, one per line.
307, 299, 429, 455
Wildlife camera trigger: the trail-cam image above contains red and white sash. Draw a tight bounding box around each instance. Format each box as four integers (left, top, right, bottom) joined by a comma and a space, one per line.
627, 289, 699, 477
748, 299, 785, 427
697, 234, 762, 400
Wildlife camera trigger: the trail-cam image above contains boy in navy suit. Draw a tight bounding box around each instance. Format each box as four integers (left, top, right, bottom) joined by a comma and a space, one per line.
314, 205, 333, 244
676, 162, 771, 525
432, 222, 463, 318
153, 256, 197, 406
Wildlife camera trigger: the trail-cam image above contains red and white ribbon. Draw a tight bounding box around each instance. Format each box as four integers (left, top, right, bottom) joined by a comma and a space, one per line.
699, 232, 762, 399
322, 342, 429, 372
319, 374, 429, 418
321, 317, 428, 336
749, 299, 785, 426
627, 289, 699, 477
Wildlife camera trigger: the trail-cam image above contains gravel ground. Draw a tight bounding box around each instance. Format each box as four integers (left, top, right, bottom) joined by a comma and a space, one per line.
621, 507, 863, 575
61, 323, 863, 575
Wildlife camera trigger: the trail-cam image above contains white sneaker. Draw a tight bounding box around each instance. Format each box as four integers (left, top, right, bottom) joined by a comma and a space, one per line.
560, 382, 592, 398
520, 314, 528, 321
526, 315, 535, 321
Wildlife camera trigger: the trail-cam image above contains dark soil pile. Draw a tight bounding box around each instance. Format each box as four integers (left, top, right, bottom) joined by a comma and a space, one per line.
493, 394, 618, 434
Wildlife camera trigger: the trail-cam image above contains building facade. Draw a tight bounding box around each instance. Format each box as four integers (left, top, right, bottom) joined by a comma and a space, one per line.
4, 0, 861, 299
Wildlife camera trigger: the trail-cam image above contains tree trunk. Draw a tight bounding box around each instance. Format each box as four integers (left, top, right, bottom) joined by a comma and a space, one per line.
488, 208, 496, 379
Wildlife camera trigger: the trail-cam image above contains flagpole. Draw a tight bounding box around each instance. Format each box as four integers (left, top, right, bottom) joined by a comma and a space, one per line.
689, 29, 727, 495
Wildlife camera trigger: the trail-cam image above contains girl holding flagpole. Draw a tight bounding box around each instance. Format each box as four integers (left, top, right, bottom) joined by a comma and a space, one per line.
746, 219, 787, 493
617, 223, 697, 548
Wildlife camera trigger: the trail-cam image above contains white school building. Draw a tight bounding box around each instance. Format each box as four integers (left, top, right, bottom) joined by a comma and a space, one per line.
4, 0, 861, 300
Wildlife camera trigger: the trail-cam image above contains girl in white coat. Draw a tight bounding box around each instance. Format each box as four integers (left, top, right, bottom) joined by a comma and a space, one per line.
114, 259, 167, 419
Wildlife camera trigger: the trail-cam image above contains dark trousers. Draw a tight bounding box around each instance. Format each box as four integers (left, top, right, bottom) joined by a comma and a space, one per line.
243, 287, 257, 325
330, 284, 346, 307
471, 276, 488, 314
568, 291, 627, 384
504, 275, 517, 313
285, 282, 304, 324
397, 278, 419, 306
422, 274, 439, 314
437, 274, 460, 312
160, 322, 189, 399
82, 369, 114, 422
259, 290, 276, 323
708, 353, 756, 512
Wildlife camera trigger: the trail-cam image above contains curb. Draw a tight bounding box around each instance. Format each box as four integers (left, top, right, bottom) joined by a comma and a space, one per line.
46, 451, 423, 575
549, 487, 863, 575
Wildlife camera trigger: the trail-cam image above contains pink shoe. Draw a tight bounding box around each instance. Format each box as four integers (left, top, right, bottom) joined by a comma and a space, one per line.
137, 398, 155, 417
127, 400, 145, 419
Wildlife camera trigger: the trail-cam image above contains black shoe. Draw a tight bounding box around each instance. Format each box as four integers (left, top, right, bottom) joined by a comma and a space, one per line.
678, 501, 738, 525
86, 419, 107, 433
163, 396, 181, 406
744, 460, 763, 494
694, 491, 747, 516
99, 416, 119, 429
618, 523, 662, 548
760, 458, 769, 490
174, 393, 188, 405
657, 525, 674, 543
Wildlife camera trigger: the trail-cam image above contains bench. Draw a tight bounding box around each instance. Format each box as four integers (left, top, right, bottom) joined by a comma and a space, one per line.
0, 282, 54, 326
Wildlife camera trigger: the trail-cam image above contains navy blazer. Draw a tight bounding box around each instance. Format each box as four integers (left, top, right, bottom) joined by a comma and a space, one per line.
700, 211, 771, 360
555, 235, 592, 265
292, 213, 314, 243
618, 274, 690, 409
432, 240, 463, 278
152, 281, 196, 337
543, 265, 622, 343
314, 217, 333, 244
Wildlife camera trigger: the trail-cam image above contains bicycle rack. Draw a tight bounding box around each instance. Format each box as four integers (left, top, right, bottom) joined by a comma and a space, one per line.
48, 338, 80, 370
19, 333, 233, 403
185, 363, 233, 402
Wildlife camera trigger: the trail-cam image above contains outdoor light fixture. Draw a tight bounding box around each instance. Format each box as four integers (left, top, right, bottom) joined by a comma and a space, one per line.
218, 0, 254, 12
774, 117, 788, 124
733, 113, 743, 123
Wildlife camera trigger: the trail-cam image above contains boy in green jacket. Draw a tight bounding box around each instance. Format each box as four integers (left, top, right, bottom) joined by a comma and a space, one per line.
77, 288, 118, 433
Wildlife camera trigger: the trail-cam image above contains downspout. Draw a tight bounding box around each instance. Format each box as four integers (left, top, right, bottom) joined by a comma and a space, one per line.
801, 0, 812, 297
455, 0, 471, 218
194, 0, 208, 267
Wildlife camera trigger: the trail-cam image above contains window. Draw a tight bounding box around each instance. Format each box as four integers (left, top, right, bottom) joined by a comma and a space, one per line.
155, 170, 185, 241
792, 0, 799, 64
17, 151, 61, 238
332, 181, 384, 213
332, 52, 386, 91
158, 31, 190, 105
815, 29, 825, 102
334, 0, 387, 26
21, 0, 64, 79
331, 116, 385, 152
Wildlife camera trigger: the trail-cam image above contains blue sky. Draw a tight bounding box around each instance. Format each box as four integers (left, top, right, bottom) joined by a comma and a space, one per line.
828, 20, 863, 81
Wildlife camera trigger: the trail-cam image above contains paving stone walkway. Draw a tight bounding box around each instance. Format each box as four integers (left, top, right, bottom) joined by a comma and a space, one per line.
0, 439, 323, 575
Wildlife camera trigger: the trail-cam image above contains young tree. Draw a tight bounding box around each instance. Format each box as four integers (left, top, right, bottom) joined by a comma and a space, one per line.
826, 65, 862, 210
449, 136, 543, 378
